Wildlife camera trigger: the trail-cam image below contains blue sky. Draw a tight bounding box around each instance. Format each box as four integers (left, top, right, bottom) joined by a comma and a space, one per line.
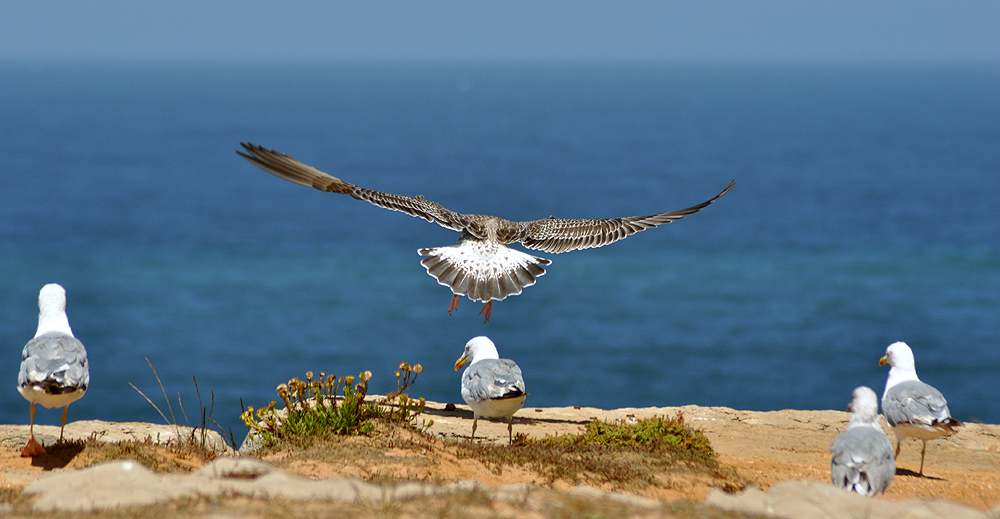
2, 1, 998, 62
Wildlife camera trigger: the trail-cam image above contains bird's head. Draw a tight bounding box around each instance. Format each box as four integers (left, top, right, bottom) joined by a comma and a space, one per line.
879, 341, 915, 370
454, 336, 499, 371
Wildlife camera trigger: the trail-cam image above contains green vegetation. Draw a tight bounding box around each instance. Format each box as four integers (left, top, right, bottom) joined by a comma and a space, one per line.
238, 366, 742, 493
549, 414, 716, 462
457, 413, 745, 492
241, 362, 430, 448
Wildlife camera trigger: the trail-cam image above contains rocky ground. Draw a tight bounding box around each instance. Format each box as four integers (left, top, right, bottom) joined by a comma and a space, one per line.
1, 400, 999, 518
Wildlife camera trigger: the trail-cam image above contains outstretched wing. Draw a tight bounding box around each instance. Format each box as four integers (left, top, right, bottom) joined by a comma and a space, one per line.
515, 179, 735, 253
238, 143, 468, 232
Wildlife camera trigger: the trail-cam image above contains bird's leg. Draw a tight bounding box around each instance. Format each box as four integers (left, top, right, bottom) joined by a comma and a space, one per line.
471, 417, 478, 440
919, 440, 927, 477
480, 301, 493, 323
21, 402, 46, 457
507, 419, 513, 444
894, 440, 901, 459
448, 294, 460, 315
59, 405, 69, 443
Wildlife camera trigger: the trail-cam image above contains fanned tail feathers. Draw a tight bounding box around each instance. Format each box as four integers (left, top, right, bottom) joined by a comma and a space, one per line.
419, 244, 550, 303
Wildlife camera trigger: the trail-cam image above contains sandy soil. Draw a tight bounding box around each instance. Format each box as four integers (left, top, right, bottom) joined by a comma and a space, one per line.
2, 400, 999, 512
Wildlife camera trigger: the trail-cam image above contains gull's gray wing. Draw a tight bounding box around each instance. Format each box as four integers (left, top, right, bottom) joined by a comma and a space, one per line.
830, 427, 895, 496
19, 332, 90, 393
881, 380, 952, 427
238, 143, 469, 232
462, 359, 525, 402
514, 180, 735, 253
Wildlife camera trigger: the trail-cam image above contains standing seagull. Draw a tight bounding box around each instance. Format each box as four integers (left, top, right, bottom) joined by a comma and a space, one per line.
238, 143, 735, 322
18, 283, 90, 457
830, 386, 895, 496
454, 336, 526, 442
879, 341, 961, 477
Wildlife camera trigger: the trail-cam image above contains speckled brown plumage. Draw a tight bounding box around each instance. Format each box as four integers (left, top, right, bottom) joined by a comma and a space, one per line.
239, 142, 734, 322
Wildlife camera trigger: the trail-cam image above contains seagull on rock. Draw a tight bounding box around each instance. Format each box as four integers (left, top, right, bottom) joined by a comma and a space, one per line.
830, 386, 895, 496
18, 284, 90, 457
454, 336, 526, 442
238, 143, 735, 322
880, 341, 961, 477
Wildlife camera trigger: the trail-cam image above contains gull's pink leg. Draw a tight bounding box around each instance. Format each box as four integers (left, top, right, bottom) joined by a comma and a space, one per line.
919, 441, 927, 477
480, 301, 493, 323
59, 405, 69, 443
448, 294, 460, 315
21, 402, 46, 457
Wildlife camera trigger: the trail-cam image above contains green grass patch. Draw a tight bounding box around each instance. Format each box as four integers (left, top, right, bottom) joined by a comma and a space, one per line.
457, 413, 745, 492
549, 414, 716, 462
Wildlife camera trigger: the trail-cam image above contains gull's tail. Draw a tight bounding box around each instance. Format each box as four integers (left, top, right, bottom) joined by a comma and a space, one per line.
419, 244, 550, 303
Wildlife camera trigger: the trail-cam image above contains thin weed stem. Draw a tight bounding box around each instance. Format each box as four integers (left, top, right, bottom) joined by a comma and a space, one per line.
178, 393, 189, 427
128, 382, 170, 425
143, 357, 181, 438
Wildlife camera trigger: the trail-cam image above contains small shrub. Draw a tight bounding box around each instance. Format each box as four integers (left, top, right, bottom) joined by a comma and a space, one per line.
548, 413, 716, 464
384, 362, 432, 432
242, 362, 430, 447
456, 413, 743, 491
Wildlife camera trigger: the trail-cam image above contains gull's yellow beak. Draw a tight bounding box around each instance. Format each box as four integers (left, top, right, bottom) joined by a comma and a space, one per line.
454, 354, 470, 371
878, 355, 888, 366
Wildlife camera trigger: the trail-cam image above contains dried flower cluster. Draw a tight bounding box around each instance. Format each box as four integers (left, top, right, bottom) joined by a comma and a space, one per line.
241, 362, 429, 445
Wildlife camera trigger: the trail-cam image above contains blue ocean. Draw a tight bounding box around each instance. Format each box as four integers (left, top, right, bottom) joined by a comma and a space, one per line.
2, 62, 998, 439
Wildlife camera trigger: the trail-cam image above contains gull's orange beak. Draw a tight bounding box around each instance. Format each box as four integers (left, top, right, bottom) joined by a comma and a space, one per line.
454, 354, 470, 371
878, 355, 888, 366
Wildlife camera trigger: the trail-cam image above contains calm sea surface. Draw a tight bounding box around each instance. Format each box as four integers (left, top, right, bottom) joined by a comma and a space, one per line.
1, 61, 998, 438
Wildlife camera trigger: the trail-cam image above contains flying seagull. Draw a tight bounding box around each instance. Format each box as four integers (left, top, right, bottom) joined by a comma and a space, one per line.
880, 341, 961, 477
454, 336, 526, 443
238, 143, 735, 322
18, 284, 90, 457
830, 386, 895, 496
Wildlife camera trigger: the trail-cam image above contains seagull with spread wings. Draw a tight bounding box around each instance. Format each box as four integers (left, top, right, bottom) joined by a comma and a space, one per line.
238, 143, 734, 322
